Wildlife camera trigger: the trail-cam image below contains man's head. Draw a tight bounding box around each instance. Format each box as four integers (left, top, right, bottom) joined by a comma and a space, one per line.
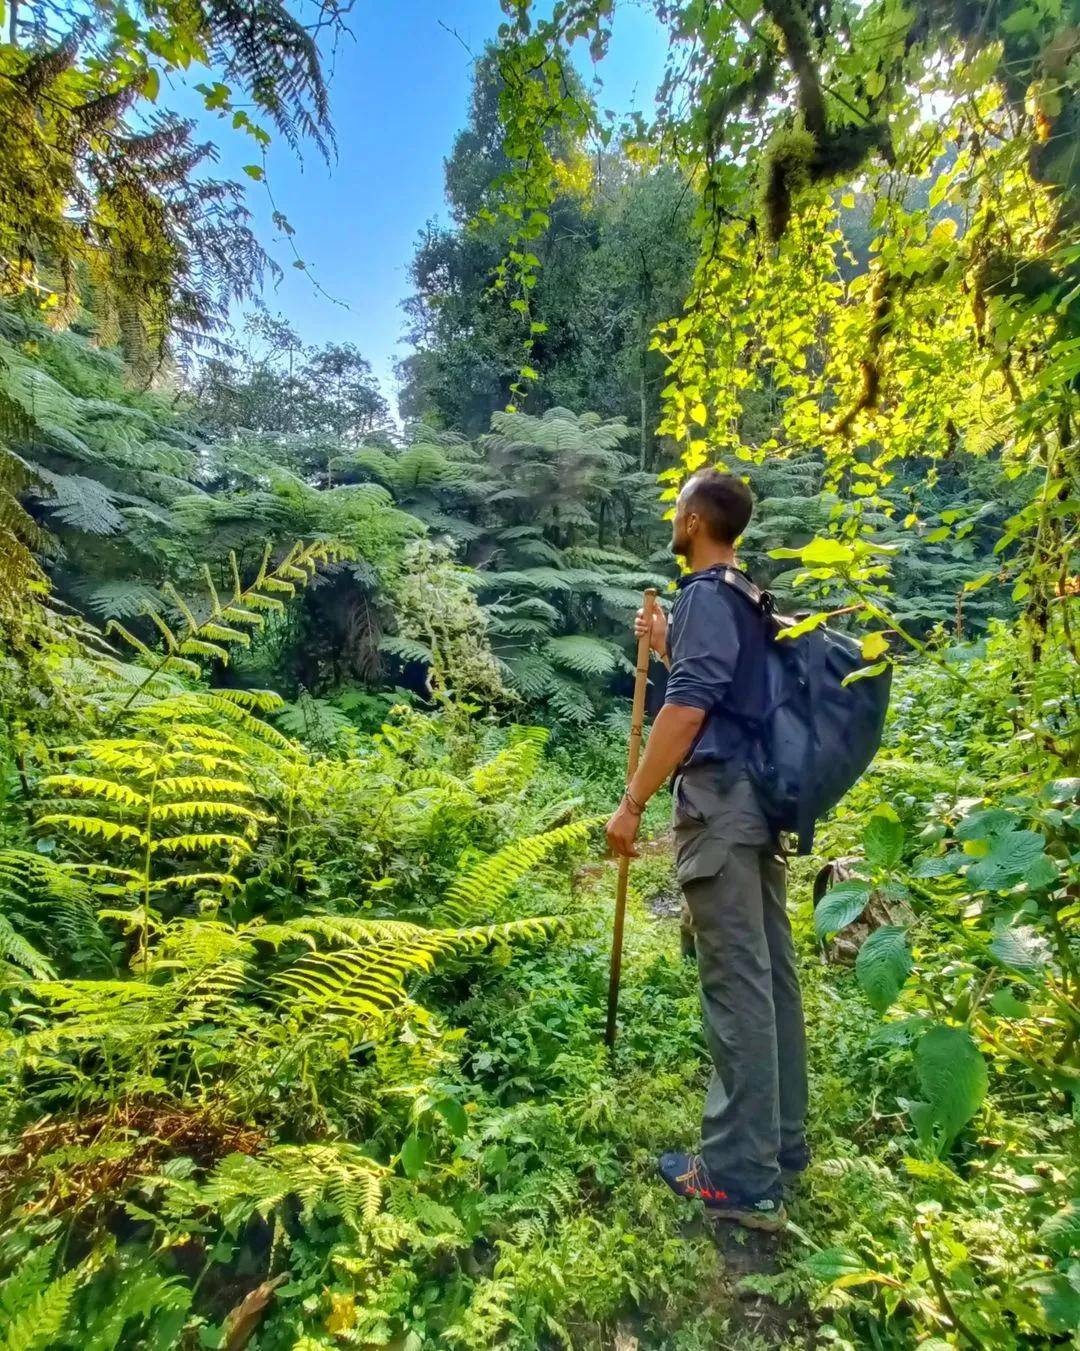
670, 468, 754, 564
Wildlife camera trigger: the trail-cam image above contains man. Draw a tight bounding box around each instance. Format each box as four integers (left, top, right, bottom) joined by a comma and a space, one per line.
605, 468, 808, 1232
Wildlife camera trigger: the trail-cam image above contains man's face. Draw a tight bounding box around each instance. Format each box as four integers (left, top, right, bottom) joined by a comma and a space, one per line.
670, 484, 697, 559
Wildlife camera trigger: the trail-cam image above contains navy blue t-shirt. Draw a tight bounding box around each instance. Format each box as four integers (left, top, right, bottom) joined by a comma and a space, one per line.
663, 565, 765, 775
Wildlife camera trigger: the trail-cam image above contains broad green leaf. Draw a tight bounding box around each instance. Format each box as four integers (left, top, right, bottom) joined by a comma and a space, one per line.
814, 880, 871, 938
906, 1099, 936, 1149
988, 923, 1052, 973
800, 538, 854, 567
1044, 778, 1080, 804
913, 851, 963, 878
690, 402, 707, 426
400, 1133, 429, 1178
801, 1247, 864, 1281
434, 1098, 468, 1137
863, 811, 904, 869
989, 988, 1030, 1018
1033, 1272, 1080, 1332
956, 807, 1017, 840
1001, 5, 1038, 33
915, 1025, 988, 1149
768, 537, 854, 566
1039, 1200, 1080, 1256
855, 925, 911, 1011
966, 830, 1048, 891
842, 660, 889, 686
1024, 853, 1060, 889
776, 611, 829, 641
860, 630, 890, 660
242, 164, 264, 181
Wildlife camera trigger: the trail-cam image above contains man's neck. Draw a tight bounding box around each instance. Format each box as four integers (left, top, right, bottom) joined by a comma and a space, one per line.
686, 541, 737, 573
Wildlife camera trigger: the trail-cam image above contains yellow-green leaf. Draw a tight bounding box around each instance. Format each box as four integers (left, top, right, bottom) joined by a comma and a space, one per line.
860, 631, 890, 660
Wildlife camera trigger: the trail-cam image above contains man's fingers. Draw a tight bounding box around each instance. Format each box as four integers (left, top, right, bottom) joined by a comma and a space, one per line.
605, 832, 639, 859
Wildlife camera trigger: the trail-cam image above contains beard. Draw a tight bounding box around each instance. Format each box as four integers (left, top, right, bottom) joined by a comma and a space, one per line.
670, 526, 690, 559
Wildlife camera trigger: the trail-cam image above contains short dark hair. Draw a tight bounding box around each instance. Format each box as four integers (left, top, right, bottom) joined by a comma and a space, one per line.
682, 469, 754, 543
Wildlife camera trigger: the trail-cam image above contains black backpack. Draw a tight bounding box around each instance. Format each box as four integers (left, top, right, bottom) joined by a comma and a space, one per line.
716, 568, 892, 855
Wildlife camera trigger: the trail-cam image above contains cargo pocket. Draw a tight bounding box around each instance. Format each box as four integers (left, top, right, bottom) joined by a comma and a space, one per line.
675, 830, 730, 886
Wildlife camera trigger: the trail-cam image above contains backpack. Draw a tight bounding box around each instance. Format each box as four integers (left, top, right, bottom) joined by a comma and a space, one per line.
715, 567, 892, 855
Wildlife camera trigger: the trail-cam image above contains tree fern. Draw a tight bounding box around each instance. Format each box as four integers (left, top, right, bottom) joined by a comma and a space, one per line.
26, 466, 126, 536
543, 635, 625, 678
104, 539, 350, 716
378, 634, 435, 665
545, 671, 598, 727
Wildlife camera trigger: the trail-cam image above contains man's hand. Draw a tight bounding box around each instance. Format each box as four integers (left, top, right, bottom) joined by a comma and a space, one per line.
634, 602, 668, 658
605, 799, 642, 859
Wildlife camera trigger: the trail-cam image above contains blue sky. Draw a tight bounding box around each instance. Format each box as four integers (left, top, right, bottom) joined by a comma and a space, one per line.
170, 1, 668, 404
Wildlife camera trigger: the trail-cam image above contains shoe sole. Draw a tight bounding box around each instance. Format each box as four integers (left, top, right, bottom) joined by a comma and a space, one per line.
656, 1162, 787, 1231
709, 1203, 787, 1232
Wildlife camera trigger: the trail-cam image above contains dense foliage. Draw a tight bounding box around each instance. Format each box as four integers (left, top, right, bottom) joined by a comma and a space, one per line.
0, 0, 1077, 1347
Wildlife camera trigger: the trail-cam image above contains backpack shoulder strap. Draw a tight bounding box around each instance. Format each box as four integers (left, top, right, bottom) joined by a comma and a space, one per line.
713, 566, 778, 619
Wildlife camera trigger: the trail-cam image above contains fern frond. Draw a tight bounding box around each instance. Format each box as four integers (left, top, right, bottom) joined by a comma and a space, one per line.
469, 727, 549, 798
147, 801, 270, 825
154, 776, 255, 798
437, 819, 596, 925
0, 1245, 88, 1351
165, 1143, 385, 1234
545, 672, 597, 726
40, 775, 148, 807
543, 635, 623, 677
36, 815, 145, 845
150, 833, 252, 855
379, 634, 435, 665
0, 915, 55, 978
498, 653, 557, 698
148, 872, 240, 894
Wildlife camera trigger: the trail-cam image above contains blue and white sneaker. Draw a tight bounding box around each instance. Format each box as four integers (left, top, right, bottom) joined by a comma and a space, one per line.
657, 1152, 787, 1232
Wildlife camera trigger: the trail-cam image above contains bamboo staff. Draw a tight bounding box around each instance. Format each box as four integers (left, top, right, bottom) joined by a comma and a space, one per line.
605, 586, 658, 1048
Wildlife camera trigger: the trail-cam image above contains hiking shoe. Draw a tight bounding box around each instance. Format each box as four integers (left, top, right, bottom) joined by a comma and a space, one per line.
657, 1152, 787, 1232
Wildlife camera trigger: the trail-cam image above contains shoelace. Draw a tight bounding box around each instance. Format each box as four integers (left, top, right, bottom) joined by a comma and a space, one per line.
675, 1156, 714, 1196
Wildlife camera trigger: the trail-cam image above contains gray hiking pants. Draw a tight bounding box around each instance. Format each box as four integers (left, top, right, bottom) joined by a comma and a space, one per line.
673, 764, 808, 1199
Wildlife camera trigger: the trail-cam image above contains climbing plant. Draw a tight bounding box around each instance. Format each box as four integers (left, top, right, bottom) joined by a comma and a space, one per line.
488, 0, 1079, 689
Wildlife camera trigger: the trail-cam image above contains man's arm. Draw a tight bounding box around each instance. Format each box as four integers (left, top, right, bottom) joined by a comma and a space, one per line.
605, 704, 705, 858
605, 581, 740, 859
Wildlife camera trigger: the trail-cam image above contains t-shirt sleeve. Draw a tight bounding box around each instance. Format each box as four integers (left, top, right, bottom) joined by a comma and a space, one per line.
664, 583, 740, 712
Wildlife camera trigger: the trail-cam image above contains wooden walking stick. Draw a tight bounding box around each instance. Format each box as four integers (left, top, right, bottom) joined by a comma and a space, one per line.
605, 587, 658, 1048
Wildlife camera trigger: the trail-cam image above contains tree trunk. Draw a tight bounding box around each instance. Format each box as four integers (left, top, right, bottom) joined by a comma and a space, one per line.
639, 322, 649, 472
636, 250, 654, 472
